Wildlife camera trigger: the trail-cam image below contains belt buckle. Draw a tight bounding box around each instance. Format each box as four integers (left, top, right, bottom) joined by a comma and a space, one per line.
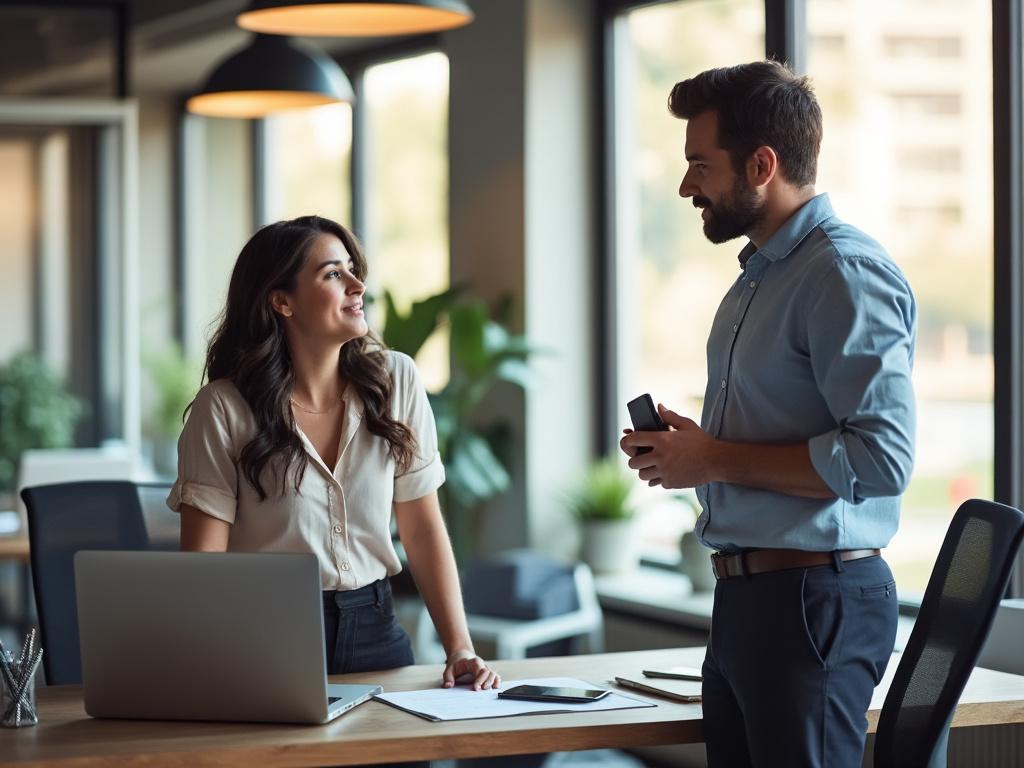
710, 553, 726, 580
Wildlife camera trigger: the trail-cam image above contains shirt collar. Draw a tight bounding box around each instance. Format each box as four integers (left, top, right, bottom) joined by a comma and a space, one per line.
737, 192, 835, 266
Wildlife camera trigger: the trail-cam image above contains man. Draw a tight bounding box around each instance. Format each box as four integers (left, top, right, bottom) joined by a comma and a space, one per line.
620, 61, 916, 768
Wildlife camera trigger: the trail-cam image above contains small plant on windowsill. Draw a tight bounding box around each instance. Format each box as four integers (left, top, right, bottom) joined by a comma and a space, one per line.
674, 491, 716, 592
567, 458, 639, 574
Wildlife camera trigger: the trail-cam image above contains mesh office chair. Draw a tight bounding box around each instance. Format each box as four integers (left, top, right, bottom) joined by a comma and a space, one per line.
21, 481, 158, 685
874, 499, 1024, 768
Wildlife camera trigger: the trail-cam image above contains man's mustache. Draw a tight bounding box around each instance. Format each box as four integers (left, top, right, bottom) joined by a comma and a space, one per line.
693, 196, 712, 210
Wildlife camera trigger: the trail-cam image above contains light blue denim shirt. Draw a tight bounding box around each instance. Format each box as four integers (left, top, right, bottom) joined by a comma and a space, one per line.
695, 193, 916, 553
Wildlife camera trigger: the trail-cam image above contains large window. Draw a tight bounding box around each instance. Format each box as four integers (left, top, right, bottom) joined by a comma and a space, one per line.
256, 50, 449, 390
607, 0, 997, 592
363, 51, 450, 390
610, 0, 764, 559
808, 0, 994, 595
264, 104, 353, 226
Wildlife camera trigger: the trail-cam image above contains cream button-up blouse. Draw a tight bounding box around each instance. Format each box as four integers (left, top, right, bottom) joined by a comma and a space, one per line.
166, 351, 445, 590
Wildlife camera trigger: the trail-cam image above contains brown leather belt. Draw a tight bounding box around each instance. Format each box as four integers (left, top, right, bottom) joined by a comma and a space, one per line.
710, 548, 881, 580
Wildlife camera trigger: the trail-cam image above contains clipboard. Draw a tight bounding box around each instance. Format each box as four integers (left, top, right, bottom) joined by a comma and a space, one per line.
613, 675, 703, 703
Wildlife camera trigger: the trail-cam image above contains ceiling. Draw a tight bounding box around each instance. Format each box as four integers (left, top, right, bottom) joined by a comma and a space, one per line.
0, 1, 400, 98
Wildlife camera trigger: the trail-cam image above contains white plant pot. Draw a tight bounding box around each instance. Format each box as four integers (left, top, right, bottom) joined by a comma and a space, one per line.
679, 530, 716, 592
581, 519, 637, 574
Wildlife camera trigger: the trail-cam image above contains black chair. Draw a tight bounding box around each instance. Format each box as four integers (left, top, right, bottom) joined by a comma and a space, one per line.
20, 481, 170, 685
874, 498, 1024, 768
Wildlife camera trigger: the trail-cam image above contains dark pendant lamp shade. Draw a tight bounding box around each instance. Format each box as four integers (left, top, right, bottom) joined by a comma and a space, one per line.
187, 34, 354, 118
237, 0, 473, 37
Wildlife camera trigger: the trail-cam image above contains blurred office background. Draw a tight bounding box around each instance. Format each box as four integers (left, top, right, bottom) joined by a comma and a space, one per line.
0, 1, 1022, 765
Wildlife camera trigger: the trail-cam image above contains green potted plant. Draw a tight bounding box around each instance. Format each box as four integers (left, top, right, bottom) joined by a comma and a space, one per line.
566, 458, 638, 574
0, 352, 84, 519
382, 287, 541, 563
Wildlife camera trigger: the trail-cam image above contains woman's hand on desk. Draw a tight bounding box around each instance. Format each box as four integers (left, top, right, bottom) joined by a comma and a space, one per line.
443, 649, 501, 691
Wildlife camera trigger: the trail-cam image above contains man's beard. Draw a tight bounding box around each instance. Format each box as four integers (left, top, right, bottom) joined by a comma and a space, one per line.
697, 177, 764, 244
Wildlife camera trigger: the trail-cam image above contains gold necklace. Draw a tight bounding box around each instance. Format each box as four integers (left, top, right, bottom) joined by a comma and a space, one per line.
289, 396, 342, 415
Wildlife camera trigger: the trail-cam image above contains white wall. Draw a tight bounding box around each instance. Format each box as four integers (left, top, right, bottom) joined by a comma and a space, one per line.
445, 0, 598, 560
446, 0, 530, 555
524, 0, 597, 560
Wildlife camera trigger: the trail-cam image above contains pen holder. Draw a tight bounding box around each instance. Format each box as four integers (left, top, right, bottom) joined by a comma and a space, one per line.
0, 629, 42, 727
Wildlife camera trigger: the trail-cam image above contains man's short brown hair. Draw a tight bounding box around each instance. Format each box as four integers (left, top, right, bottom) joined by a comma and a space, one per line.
668, 60, 822, 187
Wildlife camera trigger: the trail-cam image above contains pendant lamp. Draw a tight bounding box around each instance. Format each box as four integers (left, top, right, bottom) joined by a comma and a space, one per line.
237, 0, 473, 37
187, 34, 354, 118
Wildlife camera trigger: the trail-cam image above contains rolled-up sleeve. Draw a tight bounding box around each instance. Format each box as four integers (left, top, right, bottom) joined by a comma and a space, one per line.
392, 354, 446, 503
166, 384, 239, 523
806, 257, 917, 503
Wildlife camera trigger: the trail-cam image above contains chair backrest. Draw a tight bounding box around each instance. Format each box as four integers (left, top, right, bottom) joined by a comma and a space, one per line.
21, 481, 152, 685
874, 499, 1024, 768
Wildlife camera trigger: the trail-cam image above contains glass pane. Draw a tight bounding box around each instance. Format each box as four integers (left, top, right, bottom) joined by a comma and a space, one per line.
264, 104, 353, 226
364, 52, 450, 391
0, 125, 125, 448
614, 0, 765, 558
181, 116, 254, 360
808, 0, 994, 596
0, 137, 34, 361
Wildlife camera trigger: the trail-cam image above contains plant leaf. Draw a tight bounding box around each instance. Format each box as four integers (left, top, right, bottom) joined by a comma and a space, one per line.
565, 457, 636, 521
382, 286, 464, 358
493, 358, 534, 389
449, 303, 491, 376
446, 433, 510, 508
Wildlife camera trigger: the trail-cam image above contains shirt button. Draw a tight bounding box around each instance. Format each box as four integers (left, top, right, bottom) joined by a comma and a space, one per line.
732, 324, 738, 333
749, 280, 757, 288
720, 379, 727, 389
341, 561, 351, 571
333, 524, 343, 534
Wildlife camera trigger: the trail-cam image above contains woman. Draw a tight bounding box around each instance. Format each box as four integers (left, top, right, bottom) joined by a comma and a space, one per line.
168, 214, 499, 691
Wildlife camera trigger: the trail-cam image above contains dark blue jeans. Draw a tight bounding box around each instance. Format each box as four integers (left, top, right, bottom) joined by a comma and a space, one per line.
702, 554, 898, 768
323, 578, 415, 675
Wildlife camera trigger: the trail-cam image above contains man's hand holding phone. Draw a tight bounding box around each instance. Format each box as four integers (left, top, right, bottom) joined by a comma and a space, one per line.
621, 395, 716, 489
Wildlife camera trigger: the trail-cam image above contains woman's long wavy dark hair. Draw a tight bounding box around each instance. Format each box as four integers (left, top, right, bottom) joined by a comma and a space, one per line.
202, 215, 416, 500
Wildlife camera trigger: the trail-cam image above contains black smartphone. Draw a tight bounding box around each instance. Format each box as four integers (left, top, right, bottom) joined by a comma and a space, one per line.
626, 393, 669, 455
496, 684, 611, 703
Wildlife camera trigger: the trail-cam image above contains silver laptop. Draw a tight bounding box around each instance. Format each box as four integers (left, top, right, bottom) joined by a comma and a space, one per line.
74, 551, 382, 724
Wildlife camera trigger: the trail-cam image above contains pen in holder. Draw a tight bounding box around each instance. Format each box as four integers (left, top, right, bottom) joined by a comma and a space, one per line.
0, 628, 43, 727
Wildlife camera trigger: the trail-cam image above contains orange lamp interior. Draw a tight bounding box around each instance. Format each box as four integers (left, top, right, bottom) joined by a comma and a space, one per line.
237, 3, 472, 37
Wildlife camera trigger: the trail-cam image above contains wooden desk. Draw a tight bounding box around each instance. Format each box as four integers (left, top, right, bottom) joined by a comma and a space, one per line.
0, 535, 30, 562
3, 647, 1024, 767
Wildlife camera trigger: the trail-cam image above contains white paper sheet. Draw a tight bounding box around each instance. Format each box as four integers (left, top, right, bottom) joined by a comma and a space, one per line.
373, 676, 657, 722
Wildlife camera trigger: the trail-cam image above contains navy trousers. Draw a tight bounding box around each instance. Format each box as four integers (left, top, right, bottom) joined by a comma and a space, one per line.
702, 554, 898, 768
